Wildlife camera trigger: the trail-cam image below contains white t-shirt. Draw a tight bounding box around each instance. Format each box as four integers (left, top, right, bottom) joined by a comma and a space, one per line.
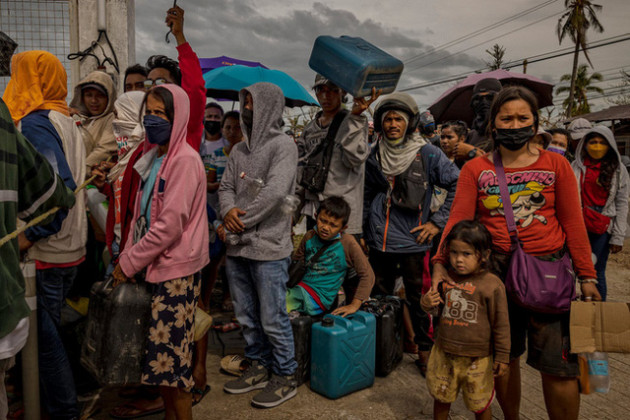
0, 317, 29, 360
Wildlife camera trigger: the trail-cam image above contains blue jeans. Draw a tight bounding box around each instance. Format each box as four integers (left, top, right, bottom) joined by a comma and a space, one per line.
36, 266, 78, 419
226, 256, 297, 376
588, 231, 611, 301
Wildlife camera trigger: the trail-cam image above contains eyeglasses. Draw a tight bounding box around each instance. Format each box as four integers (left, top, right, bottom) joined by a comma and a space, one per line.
143, 78, 168, 89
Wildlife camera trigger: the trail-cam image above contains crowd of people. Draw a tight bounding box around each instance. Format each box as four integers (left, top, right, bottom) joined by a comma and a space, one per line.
0, 4, 629, 420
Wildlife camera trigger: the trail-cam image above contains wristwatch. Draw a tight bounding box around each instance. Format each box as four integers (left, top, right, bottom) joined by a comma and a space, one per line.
467, 148, 478, 159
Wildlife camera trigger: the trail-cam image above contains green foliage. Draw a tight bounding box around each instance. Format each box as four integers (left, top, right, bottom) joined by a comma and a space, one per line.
556, 64, 604, 115
485, 44, 506, 71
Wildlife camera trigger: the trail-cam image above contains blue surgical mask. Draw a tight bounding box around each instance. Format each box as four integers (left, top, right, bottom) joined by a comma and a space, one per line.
143, 115, 172, 146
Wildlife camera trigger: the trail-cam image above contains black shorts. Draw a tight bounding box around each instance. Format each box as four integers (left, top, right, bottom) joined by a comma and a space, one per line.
490, 252, 579, 378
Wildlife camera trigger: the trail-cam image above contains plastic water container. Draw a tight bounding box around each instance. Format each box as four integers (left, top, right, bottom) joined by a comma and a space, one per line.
86, 186, 108, 231
310, 311, 376, 399
309, 35, 404, 98
587, 352, 610, 393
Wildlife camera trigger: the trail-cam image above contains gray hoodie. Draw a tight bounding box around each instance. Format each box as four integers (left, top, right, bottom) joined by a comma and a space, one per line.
219, 82, 297, 261
571, 125, 629, 246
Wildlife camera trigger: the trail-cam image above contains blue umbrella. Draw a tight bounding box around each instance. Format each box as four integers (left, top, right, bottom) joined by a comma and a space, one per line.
203, 65, 319, 108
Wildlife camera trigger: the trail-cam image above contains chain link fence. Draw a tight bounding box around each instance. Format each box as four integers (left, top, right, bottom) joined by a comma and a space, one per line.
0, 0, 71, 95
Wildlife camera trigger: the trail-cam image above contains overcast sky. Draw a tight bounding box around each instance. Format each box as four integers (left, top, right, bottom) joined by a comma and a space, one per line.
134, 0, 630, 116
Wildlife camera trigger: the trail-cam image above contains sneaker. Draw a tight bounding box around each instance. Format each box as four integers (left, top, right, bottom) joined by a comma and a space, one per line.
251, 374, 297, 408
223, 361, 270, 394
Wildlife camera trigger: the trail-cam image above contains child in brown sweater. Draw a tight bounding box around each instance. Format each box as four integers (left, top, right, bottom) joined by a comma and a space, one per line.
421, 220, 510, 420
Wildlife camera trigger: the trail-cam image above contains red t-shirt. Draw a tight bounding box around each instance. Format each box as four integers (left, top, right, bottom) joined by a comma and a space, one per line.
434, 150, 596, 279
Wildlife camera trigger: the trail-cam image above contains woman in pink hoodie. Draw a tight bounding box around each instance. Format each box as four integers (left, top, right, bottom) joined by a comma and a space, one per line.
112, 84, 209, 419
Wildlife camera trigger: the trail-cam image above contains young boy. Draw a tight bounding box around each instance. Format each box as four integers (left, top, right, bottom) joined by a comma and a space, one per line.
289, 197, 375, 317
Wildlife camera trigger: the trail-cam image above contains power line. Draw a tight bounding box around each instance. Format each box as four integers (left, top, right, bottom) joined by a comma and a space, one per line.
399, 33, 630, 92
405, 11, 563, 74
403, 0, 559, 65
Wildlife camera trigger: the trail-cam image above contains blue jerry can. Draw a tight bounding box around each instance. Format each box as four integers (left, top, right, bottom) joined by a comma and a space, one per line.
310, 311, 376, 399
308, 35, 404, 98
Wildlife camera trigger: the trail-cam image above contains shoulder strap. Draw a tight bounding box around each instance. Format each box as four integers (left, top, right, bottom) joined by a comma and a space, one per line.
306, 238, 340, 267
325, 109, 350, 145
493, 151, 517, 236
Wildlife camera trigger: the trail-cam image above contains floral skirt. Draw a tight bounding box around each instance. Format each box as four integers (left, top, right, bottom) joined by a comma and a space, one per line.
141, 273, 200, 390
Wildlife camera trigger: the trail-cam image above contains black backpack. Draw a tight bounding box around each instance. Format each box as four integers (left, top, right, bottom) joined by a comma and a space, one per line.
299, 110, 349, 194
390, 152, 428, 211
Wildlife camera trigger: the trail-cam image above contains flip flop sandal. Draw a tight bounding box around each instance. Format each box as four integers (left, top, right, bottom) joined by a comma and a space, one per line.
220, 354, 248, 376
191, 385, 211, 406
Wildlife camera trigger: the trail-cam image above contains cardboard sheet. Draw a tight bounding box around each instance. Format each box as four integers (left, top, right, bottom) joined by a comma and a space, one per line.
570, 301, 630, 353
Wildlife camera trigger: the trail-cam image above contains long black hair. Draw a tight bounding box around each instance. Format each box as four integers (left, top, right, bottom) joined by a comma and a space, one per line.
442, 220, 492, 269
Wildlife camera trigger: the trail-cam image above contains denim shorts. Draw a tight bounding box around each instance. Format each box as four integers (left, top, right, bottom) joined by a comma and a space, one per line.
490, 252, 579, 378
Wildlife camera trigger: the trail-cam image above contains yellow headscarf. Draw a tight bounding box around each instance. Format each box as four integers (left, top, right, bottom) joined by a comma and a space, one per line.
2, 50, 69, 124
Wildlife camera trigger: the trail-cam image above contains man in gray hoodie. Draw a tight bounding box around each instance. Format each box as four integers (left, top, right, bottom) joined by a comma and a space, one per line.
219, 82, 298, 408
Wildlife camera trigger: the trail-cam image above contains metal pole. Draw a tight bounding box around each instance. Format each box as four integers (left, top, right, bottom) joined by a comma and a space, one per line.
20, 259, 40, 420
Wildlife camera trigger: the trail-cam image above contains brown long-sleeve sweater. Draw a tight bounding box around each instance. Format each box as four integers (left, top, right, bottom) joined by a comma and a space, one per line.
422, 270, 511, 364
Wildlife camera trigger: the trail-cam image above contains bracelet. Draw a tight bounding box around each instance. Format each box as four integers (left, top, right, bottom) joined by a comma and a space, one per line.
578, 278, 598, 284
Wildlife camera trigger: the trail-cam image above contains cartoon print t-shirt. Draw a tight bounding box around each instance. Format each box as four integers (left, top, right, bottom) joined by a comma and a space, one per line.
433, 150, 597, 280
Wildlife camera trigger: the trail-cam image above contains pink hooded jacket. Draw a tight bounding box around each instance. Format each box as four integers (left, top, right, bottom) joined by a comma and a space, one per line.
119, 84, 209, 283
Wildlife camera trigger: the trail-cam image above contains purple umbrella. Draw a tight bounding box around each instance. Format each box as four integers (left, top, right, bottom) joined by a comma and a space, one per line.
199, 56, 267, 74
428, 69, 554, 125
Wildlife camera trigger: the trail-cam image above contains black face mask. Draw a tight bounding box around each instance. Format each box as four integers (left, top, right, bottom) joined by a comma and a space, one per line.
204, 120, 221, 136
241, 109, 253, 139
470, 94, 495, 132
492, 125, 534, 151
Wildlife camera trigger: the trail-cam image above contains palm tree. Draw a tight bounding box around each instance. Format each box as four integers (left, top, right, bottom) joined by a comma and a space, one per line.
557, 0, 604, 116
556, 64, 604, 115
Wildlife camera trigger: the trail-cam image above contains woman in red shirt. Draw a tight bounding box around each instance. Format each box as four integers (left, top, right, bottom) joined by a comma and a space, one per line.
432, 86, 599, 420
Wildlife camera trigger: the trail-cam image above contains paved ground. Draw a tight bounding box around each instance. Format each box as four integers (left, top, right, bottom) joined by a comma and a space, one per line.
87, 237, 630, 419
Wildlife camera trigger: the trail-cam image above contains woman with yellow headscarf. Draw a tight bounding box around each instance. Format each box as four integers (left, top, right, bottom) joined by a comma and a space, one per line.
2, 50, 87, 419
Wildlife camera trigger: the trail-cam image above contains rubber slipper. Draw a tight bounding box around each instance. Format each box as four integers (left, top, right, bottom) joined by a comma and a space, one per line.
109, 398, 165, 419
191, 385, 211, 406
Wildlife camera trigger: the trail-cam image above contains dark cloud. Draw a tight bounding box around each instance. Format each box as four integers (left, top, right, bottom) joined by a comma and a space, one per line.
134, 0, 479, 107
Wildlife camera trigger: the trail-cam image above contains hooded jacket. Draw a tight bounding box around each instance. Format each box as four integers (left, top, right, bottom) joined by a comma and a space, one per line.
364, 140, 459, 254
2, 50, 70, 123
219, 82, 297, 261
118, 84, 209, 283
3, 51, 87, 264
571, 125, 629, 246
70, 71, 118, 171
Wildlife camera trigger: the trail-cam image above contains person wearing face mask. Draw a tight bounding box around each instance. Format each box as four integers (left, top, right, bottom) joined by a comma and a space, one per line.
91, 91, 145, 261
363, 92, 460, 377
545, 127, 575, 162
571, 126, 629, 301
433, 86, 599, 420
202, 102, 226, 148
453, 78, 503, 163
112, 85, 209, 420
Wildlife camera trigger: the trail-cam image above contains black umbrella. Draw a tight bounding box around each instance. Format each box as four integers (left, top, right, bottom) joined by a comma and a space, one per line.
0, 31, 18, 77
428, 69, 554, 125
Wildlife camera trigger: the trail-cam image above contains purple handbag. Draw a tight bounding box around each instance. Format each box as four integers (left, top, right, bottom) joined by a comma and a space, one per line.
494, 151, 576, 313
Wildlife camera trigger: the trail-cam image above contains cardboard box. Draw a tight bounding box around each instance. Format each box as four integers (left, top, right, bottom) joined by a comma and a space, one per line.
570, 301, 630, 353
